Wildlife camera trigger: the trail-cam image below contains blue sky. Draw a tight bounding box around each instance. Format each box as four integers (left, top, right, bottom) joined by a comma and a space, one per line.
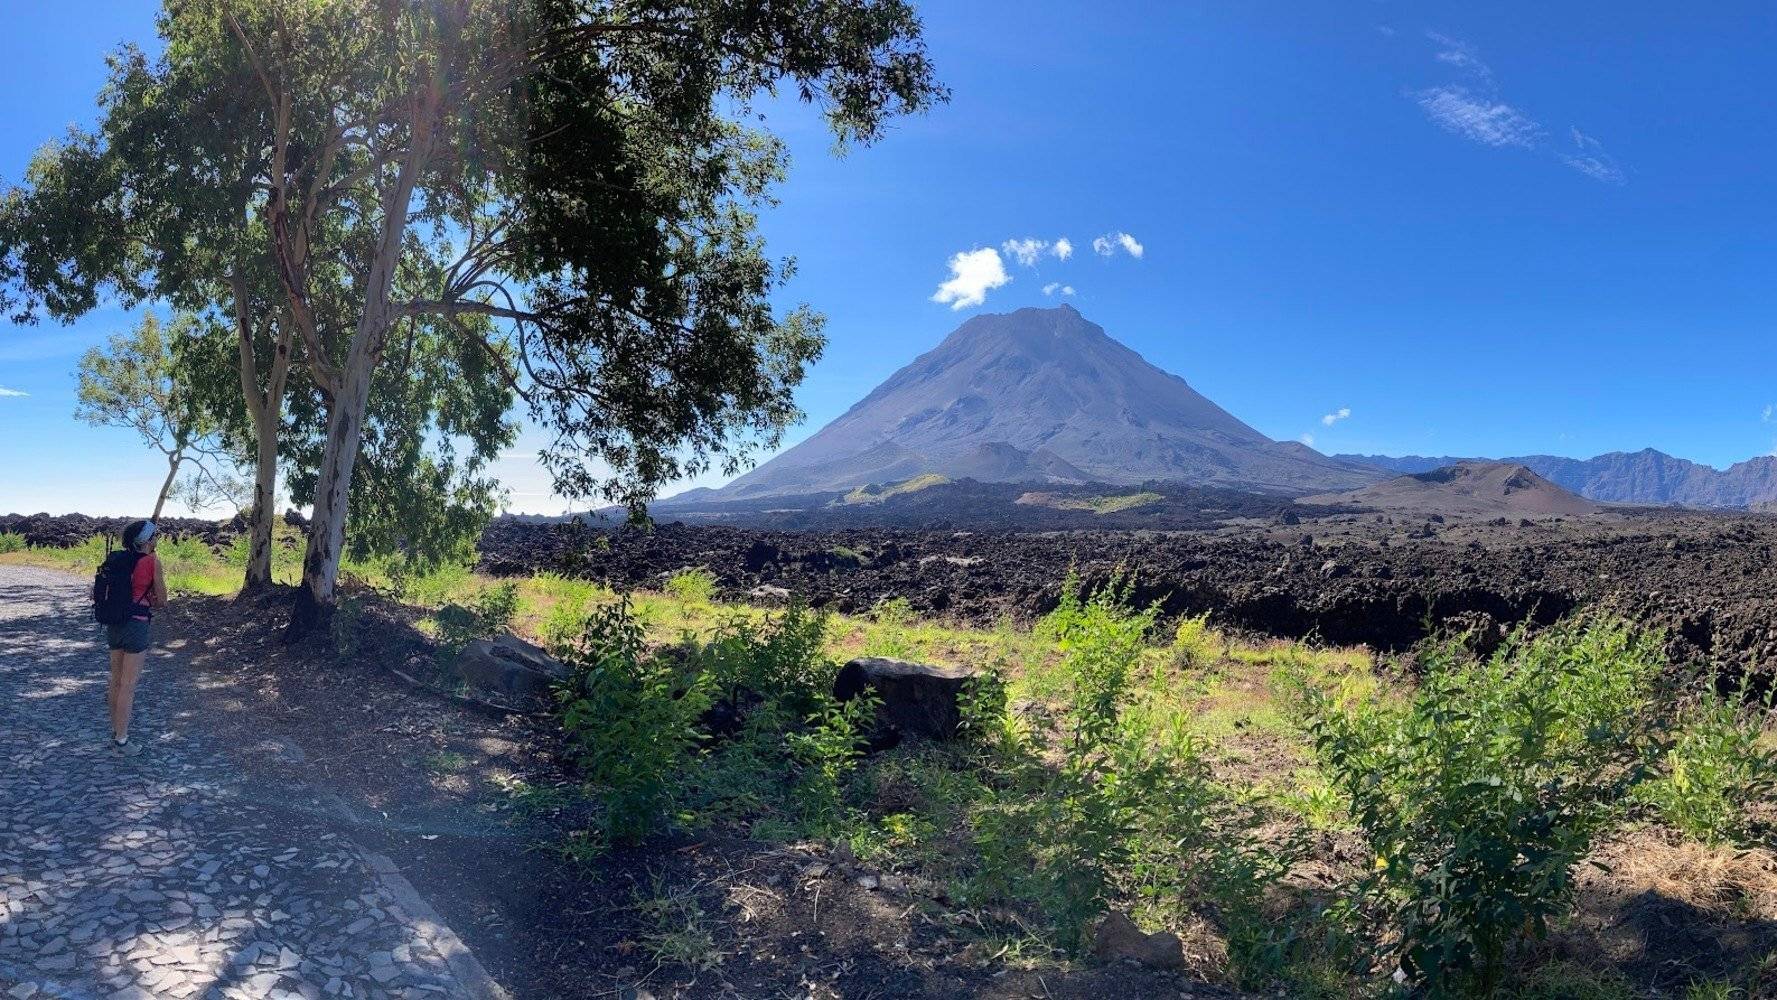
3, 1, 1775, 515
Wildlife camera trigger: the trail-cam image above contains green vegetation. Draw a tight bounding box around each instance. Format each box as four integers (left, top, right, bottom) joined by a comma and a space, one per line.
433, 583, 520, 656
663, 567, 719, 605
6, 534, 1773, 995
3, 0, 942, 627
1638, 680, 1777, 847
842, 473, 952, 505
1299, 621, 1667, 994
1017, 490, 1165, 514
0, 532, 25, 554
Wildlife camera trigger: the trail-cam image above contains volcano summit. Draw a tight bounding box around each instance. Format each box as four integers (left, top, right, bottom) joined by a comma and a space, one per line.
703, 305, 1374, 501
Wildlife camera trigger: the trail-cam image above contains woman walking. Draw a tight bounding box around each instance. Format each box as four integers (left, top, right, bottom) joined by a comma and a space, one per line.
102, 519, 167, 755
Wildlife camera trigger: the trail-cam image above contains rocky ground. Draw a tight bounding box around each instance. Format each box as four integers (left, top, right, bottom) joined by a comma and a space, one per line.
478, 506, 1777, 683
14, 503, 1777, 680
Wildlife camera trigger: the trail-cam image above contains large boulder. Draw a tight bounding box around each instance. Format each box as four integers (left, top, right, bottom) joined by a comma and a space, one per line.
442, 634, 570, 709
1091, 911, 1185, 970
832, 657, 983, 744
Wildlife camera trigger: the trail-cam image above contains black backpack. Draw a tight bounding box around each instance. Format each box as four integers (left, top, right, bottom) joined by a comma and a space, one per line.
92, 550, 147, 626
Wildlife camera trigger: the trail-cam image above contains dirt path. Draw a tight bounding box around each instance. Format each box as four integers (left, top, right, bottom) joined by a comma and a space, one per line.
0, 566, 509, 1000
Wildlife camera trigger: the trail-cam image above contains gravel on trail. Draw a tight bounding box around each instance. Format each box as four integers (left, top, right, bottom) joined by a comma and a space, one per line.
0, 566, 507, 1000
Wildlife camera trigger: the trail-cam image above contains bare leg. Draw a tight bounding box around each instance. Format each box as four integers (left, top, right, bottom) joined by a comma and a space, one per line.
111, 652, 144, 742
107, 649, 124, 732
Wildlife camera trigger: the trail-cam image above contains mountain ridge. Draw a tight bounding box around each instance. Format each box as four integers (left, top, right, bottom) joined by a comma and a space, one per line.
1335, 449, 1777, 509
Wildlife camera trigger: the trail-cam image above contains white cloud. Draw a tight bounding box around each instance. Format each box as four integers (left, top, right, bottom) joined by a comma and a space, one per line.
1052, 237, 1074, 261
1415, 86, 1540, 148
1041, 282, 1076, 297
1763, 403, 1774, 423
1376, 24, 1397, 38
931, 248, 1010, 310
1298, 433, 1316, 447
1001, 238, 1049, 267
1560, 127, 1626, 185
0, 387, 28, 398
1091, 232, 1145, 259
1321, 406, 1352, 427
1426, 31, 1492, 81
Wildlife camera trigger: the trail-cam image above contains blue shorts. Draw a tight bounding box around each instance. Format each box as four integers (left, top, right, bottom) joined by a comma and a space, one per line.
105, 619, 151, 654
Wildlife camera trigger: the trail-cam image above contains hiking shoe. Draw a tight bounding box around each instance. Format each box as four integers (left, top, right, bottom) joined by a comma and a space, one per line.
113, 738, 142, 757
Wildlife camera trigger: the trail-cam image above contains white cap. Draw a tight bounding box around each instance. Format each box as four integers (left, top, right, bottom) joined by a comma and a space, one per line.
136, 521, 157, 545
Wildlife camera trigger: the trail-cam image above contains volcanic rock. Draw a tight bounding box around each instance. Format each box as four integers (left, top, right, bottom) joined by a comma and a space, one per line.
833, 657, 983, 745
444, 634, 570, 708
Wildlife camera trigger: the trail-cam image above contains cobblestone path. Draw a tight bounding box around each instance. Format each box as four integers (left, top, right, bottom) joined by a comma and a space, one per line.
0, 567, 506, 1000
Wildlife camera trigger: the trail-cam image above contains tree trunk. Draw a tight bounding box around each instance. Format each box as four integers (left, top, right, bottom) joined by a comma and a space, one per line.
151, 451, 183, 520
288, 358, 376, 636
284, 51, 441, 637
229, 270, 294, 594
242, 417, 280, 591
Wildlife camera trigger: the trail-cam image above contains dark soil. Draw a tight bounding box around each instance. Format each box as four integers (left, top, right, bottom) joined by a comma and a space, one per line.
477, 508, 1777, 683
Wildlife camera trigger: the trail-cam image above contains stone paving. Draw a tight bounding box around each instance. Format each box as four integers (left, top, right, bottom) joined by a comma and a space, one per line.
0, 567, 502, 1000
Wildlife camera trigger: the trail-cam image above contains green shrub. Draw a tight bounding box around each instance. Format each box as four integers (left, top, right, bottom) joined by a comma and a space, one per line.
976, 572, 1282, 959
540, 596, 592, 653
556, 599, 714, 847
475, 582, 519, 633
786, 688, 879, 832
1639, 681, 1777, 847
435, 582, 520, 655
1171, 612, 1219, 668
664, 567, 718, 604
692, 603, 834, 716
0, 532, 25, 554
1301, 621, 1666, 994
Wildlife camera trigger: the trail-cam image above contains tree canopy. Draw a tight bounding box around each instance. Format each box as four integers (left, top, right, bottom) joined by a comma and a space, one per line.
2, 0, 944, 625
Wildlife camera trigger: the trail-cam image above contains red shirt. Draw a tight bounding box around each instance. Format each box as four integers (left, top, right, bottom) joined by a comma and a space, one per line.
130, 554, 157, 619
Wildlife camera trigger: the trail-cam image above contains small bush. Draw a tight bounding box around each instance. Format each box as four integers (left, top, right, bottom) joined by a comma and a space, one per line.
1171, 612, 1219, 668
693, 603, 834, 716
1639, 681, 1777, 847
976, 572, 1282, 959
1301, 621, 1666, 994
556, 599, 714, 847
475, 582, 519, 633
435, 582, 519, 655
0, 532, 26, 554
664, 567, 718, 604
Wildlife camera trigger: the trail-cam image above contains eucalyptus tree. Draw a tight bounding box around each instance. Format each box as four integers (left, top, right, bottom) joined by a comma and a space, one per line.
0, 24, 298, 589
203, 0, 943, 632
5, 0, 942, 633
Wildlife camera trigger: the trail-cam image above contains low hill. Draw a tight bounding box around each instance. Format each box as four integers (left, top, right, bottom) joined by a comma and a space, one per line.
1303, 462, 1602, 517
